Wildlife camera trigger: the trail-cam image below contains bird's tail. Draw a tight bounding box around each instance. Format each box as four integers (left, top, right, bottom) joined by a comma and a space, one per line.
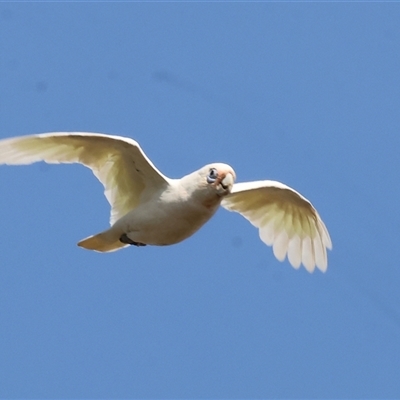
78, 229, 127, 252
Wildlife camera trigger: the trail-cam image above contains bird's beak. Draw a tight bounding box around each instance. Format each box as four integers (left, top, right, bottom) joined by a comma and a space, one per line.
221, 172, 234, 189
219, 172, 234, 193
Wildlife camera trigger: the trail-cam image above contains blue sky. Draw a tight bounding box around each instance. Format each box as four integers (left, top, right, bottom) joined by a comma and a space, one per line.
0, 3, 399, 398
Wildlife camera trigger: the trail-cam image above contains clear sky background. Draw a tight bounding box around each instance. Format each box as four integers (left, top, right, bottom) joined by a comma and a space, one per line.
0, 3, 399, 399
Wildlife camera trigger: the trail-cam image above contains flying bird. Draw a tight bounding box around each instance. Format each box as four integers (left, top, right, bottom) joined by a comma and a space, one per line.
0, 132, 332, 272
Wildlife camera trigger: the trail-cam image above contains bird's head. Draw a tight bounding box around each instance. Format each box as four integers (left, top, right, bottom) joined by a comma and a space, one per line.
202, 163, 236, 196
180, 163, 236, 209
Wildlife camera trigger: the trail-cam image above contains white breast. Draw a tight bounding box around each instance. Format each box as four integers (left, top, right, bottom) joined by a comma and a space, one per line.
113, 181, 220, 246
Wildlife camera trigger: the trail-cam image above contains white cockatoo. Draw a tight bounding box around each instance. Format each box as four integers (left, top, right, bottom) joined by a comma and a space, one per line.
0, 132, 332, 272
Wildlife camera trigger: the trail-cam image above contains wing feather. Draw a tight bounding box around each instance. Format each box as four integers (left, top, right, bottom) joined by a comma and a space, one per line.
221, 180, 332, 272
287, 235, 302, 269
0, 132, 170, 225
273, 230, 289, 262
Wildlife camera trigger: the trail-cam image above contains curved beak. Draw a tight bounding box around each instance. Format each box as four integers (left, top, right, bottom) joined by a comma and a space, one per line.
221, 172, 234, 189
217, 172, 234, 195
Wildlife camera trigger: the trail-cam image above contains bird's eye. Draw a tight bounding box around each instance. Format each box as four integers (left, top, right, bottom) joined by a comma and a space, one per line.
207, 168, 218, 184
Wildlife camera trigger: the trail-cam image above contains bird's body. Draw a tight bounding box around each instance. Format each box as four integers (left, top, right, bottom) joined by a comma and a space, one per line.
0, 132, 331, 272
89, 172, 226, 251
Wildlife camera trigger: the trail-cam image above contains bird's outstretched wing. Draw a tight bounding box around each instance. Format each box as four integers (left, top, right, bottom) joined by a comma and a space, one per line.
0, 132, 170, 225
221, 181, 332, 272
